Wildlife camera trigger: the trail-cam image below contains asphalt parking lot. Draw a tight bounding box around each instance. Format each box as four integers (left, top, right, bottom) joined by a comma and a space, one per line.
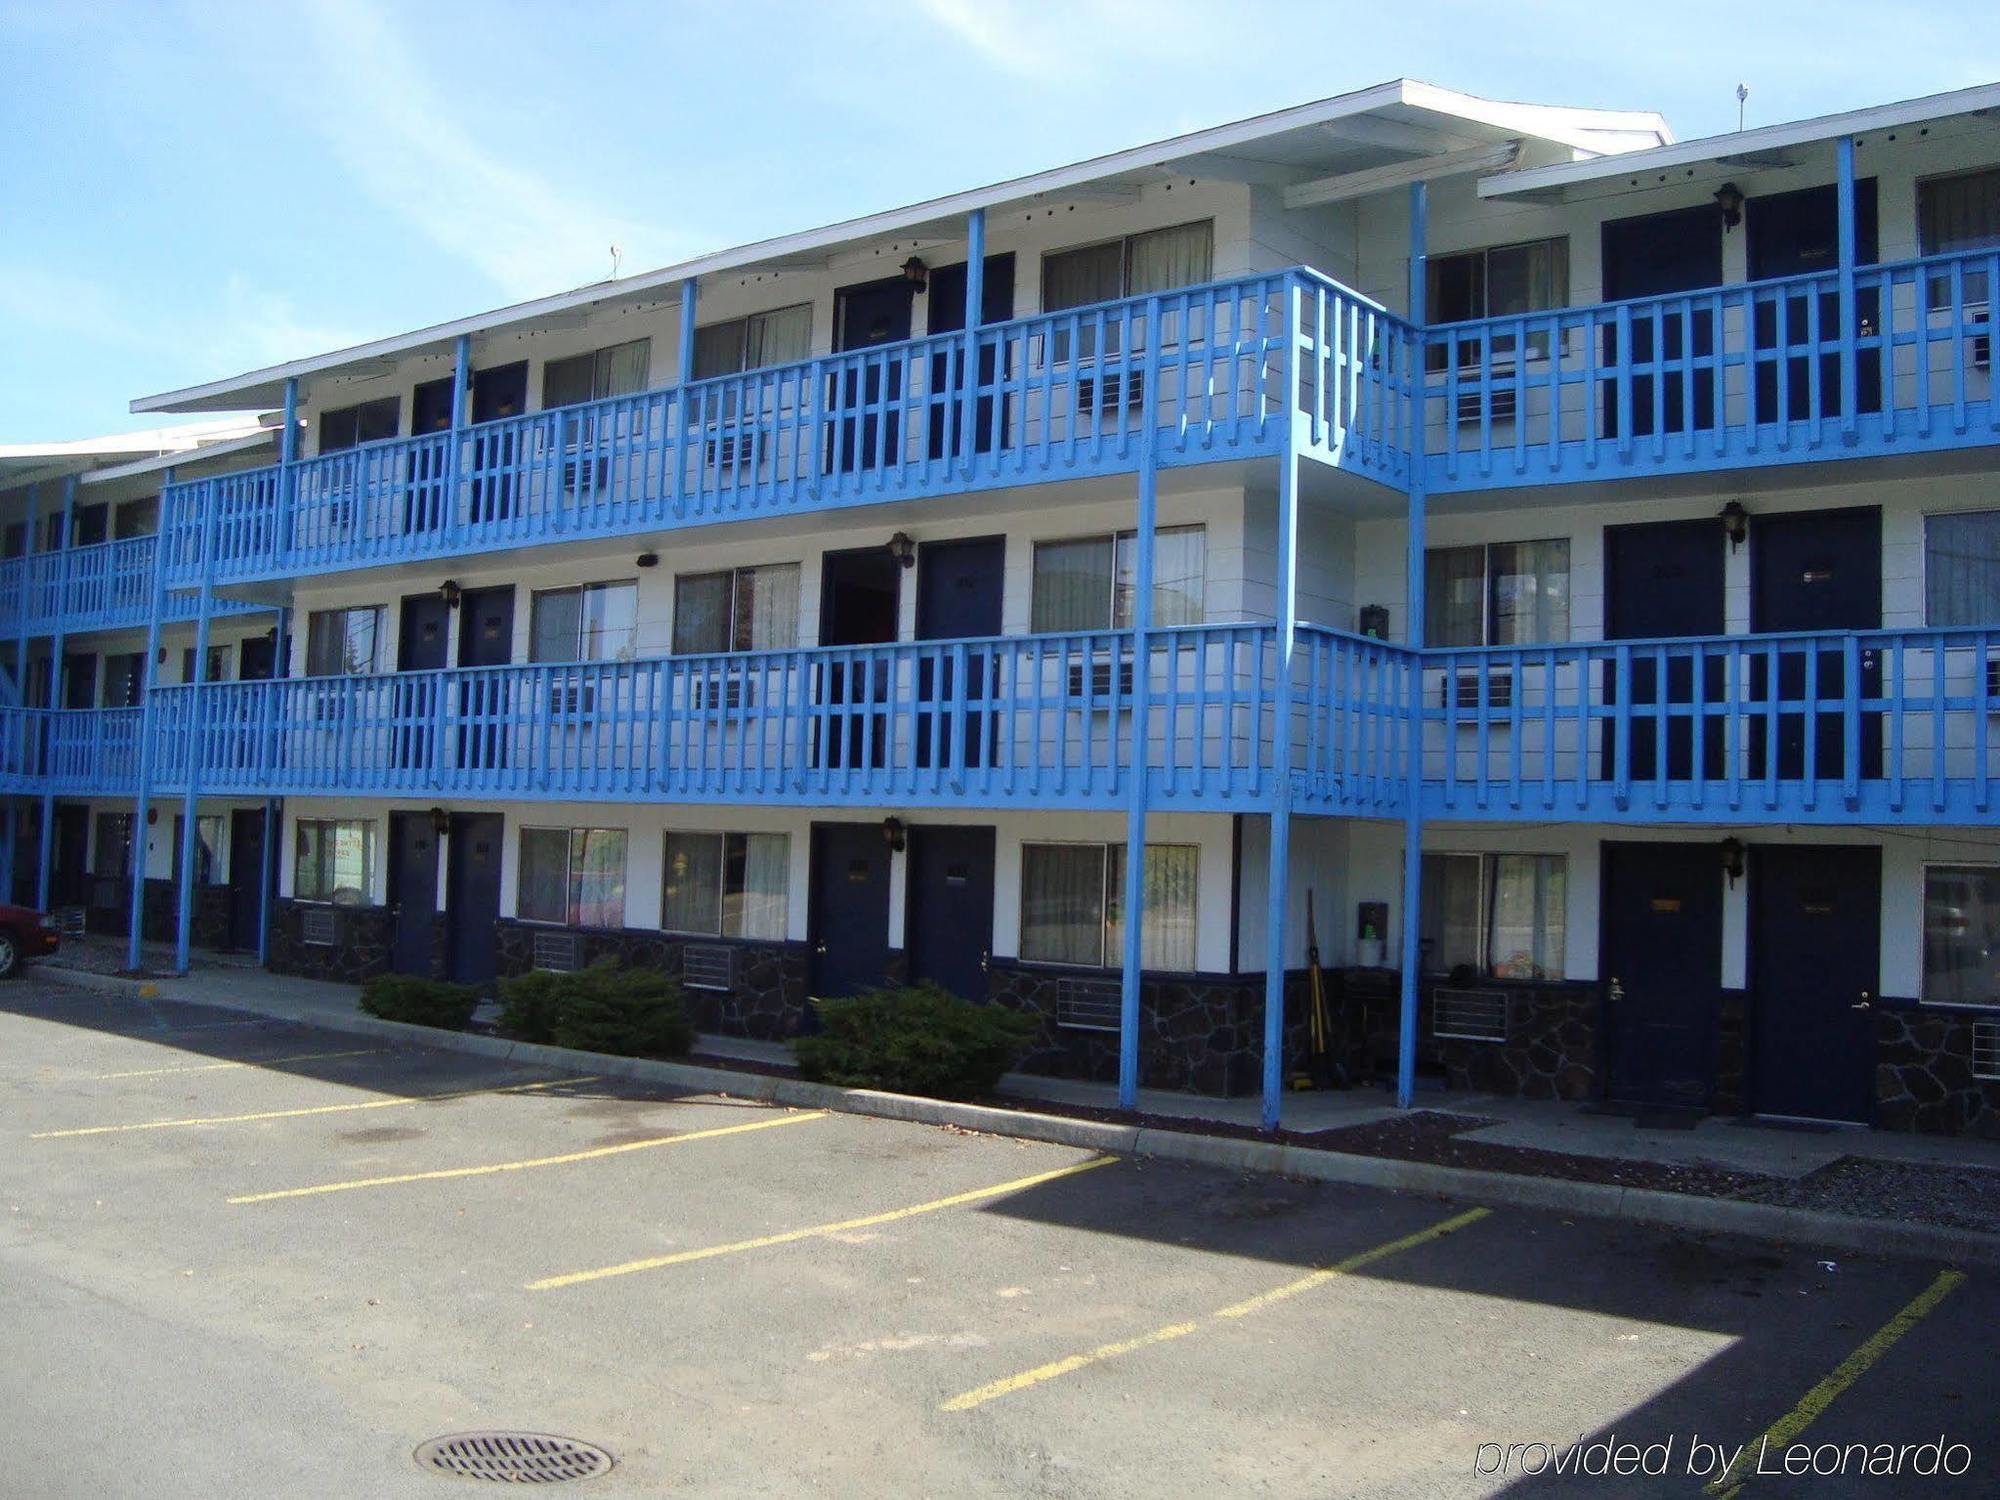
0, 976, 1992, 1499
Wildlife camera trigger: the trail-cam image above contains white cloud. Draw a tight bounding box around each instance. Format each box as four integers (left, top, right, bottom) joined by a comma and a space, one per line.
264, 0, 691, 300
913, 0, 1211, 82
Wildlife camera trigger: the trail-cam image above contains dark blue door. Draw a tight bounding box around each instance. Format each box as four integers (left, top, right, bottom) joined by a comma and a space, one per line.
408, 376, 455, 533
1600, 205, 1722, 440
446, 812, 503, 988
228, 808, 269, 952
396, 592, 450, 771
809, 823, 892, 999
916, 536, 1004, 771
1750, 844, 1879, 1122
816, 547, 900, 771
1603, 518, 1726, 784
905, 825, 994, 1002
1750, 506, 1882, 782
388, 811, 439, 977
1747, 180, 1880, 422
829, 277, 914, 474
1601, 842, 1723, 1109
468, 362, 528, 524
456, 586, 514, 775
926, 254, 1015, 464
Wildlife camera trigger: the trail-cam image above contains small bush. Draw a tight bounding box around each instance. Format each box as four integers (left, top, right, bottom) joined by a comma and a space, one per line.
498, 961, 693, 1059
358, 974, 480, 1030
792, 983, 1035, 1100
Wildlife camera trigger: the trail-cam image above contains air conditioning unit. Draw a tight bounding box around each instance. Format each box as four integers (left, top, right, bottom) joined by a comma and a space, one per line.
1432, 987, 1509, 1043
1067, 656, 1137, 701
1055, 977, 1121, 1032
1454, 362, 1519, 424
1987, 655, 2000, 703
300, 907, 337, 947
690, 675, 755, 712
547, 680, 597, 718
1076, 371, 1145, 413
1974, 1018, 2000, 1082
681, 943, 734, 992
1443, 666, 1513, 711
531, 929, 581, 973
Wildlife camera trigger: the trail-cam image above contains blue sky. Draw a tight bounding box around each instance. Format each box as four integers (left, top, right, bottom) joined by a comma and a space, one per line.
3, 0, 1995, 441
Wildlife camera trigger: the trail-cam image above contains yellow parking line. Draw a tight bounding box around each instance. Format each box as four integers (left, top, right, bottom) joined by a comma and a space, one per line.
30, 1075, 595, 1139
1706, 1267, 1966, 1498
941, 1206, 1489, 1413
528, 1154, 1115, 1291
229, 1110, 825, 1203
82, 1048, 386, 1082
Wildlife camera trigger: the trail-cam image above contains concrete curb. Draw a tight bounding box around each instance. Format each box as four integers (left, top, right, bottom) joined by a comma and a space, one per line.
39, 963, 2000, 1268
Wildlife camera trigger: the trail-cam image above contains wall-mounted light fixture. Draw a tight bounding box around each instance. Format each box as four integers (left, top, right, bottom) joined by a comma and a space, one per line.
635, 551, 659, 569
1720, 836, 1746, 887
1719, 500, 1750, 551
881, 817, 907, 852
439, 578, 463, 609
901, 256, 929, 291
1713, 181, 1745, 231
428, 806, 450, 838
886, 532, 917, 569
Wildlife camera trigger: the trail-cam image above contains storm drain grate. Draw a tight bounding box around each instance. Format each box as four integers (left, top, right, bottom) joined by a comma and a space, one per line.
414, 1432, 613, 1484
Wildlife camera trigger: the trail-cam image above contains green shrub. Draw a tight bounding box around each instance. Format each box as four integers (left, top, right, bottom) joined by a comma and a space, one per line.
358, 974, 480, 1030
498, 961, 693, 1059
792, 983, 1035, 1100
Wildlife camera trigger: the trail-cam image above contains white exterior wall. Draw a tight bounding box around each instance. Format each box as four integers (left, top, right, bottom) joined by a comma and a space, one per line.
276, 797, 1238, 974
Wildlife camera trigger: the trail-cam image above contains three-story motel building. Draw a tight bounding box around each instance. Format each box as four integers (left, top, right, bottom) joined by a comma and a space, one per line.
8, 79, 2000, 1134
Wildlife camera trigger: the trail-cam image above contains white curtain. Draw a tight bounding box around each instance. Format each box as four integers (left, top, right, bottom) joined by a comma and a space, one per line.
570, 828, 628, 928
1114, 526, 1206, 628
518, 827, 571, 924
1042, 241, 1124, 314
1104, 843, 1198, 971
1032, 537, 1116, 633
1020, 843, 1107, 965
1488, 854, 1565, 980
663, 831, 723, 935
736, 563, 800, 651
1925, 512, 2000, 627
1423, 548, 1487, 649
1489, 539, 1570, 646
1419, 854, 1482, 973
748, 305, 812, 369
580, 582, 638, 662
1127, 221, 1213, 296
731, 832, 789, 939
673, 572, 732, 655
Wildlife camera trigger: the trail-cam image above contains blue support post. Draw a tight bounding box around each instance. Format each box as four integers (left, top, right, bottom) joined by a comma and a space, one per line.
677, 279, 700, 388
278, 377, 299, 564
256, 605, 289, 967
1836, 135, 1859, 441
959, 209, 986, 478
1261, 437, 1301, 1130
126, 468, 175, 971
1116, 298, 1161, 1111
1396, 183, 1430, 1111
445, 335, 470, 537
34, 503, 68, 913
173, 478, 222, 972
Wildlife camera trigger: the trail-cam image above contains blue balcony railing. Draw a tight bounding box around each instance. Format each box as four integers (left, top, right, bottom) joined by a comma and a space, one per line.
0, 534, 263, 636
0, 707, 142, 795
148, 625, 1312, 810
156, 270, 1416, 588
1423, 246, 1998, 490
1421, 626, 2000, 822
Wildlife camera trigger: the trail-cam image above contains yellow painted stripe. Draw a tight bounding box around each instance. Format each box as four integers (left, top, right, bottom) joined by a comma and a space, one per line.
30, 1075, 595, 1139
528, 1154, 1114, 1291
1706, 1267, 1966, 1496
228, 1110, 825, 1203
942, 1205, 1489, 1413
1212, 1207, 1490, 1318
82, 1048, 386, 1082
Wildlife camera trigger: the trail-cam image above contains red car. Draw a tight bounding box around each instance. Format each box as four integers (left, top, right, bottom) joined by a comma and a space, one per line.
0, 904, 61, 979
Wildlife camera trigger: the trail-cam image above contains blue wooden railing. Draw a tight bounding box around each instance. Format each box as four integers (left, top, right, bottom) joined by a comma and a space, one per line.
157, 272, 1418, 588
146, 625, 1289, 809
1423, 246, 1998, 489
0, 707, 142, 795
1423, 626, 2000, 822
0, 534, 262, 635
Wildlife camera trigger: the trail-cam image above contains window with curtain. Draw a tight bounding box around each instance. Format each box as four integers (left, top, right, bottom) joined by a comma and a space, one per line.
661, 830, 789, 939
1919, 168, 1999, 309
294, 819, 375, 904
1424, 540, 1569, 648
1426, 237, 1569, 364
1419, 852, 1566, 980
530, 582, 638, 663
93, 812, 135, 880
518, 827, 628, 927
305, 607, 383, 676
1042, 222, 1215, 312
1925, 511, 2000, 626
690, 304, 814, 380
317, 397, 399, 454
1031, 526, 1205, 633
1923, 864, 2000, 1006
173, 814, 225, 886
672, 564, 801, 654
1019, 842, 1198, 970
542, 339, 651, 409
180, 644, 231, 685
